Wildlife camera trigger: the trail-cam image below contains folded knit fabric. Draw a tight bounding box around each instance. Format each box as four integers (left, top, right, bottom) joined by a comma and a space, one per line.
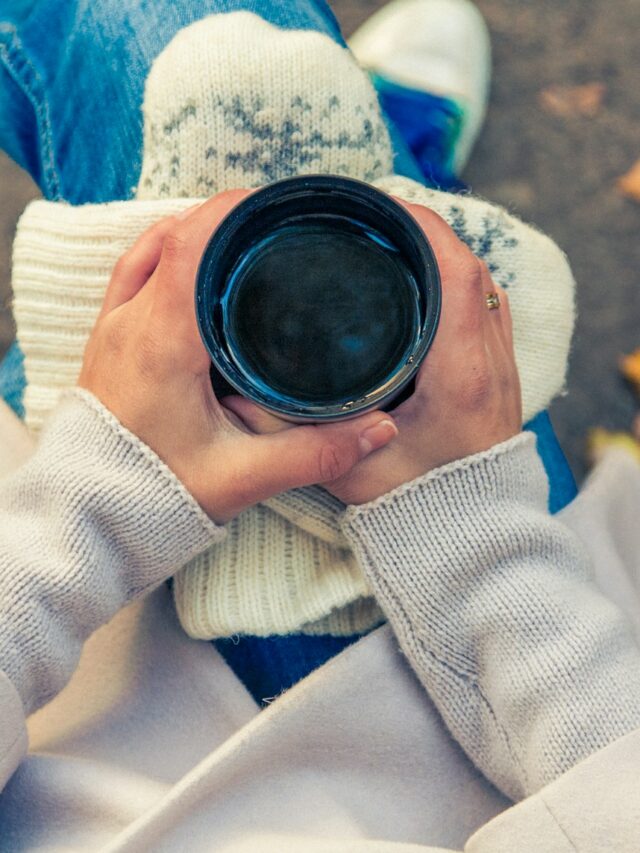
11, 12, 576, 639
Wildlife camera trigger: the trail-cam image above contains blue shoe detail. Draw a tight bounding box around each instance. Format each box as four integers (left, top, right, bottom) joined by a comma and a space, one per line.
0, 341, 26, 419
370, 72, 466, 191
524, 411, 578, 513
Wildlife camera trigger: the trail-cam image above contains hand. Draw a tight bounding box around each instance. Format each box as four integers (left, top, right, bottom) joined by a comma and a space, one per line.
78, 191, 398, 523
223, 200, 522, 505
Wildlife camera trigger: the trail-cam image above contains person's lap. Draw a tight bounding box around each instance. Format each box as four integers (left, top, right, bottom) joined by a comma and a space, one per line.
0, 0, 575, 507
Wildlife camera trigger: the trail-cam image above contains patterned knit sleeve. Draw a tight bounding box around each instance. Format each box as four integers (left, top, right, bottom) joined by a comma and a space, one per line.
340, 431, 640, 801
0, 389, 224, 790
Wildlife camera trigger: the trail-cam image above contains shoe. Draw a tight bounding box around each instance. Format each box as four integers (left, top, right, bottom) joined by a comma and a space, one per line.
349, 0, 491, 180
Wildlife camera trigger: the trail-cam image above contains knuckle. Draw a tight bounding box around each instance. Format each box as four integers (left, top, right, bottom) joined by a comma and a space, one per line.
215, 188, 246, 205
162, 226, 190, 262
478, 260, 495, 285
112, 252, 135, 281
318, 442, 351, 482
459, 253, 483, 288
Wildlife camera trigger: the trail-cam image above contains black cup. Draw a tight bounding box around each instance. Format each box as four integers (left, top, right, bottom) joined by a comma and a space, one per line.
195, 175, 441, 422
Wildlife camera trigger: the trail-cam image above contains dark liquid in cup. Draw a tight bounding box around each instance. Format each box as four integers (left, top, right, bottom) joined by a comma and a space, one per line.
221, 216, 421, 405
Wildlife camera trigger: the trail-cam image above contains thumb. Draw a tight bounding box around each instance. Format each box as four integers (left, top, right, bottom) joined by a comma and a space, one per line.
215, 412, 398, 520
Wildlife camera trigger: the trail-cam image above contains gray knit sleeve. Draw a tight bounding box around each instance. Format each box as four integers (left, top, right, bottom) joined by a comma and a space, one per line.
0, 389, 225, 722
340, 432, 640, 800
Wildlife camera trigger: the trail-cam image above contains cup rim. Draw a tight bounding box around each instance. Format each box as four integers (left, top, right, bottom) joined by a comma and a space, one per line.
195, 175, 442, 421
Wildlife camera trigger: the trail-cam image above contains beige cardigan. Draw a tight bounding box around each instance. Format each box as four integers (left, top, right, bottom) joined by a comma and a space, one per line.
1, 392, 640, 852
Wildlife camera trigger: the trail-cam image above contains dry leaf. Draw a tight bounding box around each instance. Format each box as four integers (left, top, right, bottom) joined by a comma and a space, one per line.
617, 162, 640, 203
620, 348, 640, 394
587, 427, 640, 465
538, 82, 606, 118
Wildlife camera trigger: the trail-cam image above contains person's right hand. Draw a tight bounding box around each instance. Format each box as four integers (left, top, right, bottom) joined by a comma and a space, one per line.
78, 191, 398, 524
224, 201, 523, 506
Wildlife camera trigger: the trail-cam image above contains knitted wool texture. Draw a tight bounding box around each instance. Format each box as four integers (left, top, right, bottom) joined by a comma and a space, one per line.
11, 12, 575, 640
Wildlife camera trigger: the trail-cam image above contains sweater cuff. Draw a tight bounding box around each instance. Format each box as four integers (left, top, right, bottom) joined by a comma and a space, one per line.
67, 388, 225, 560
0, 388, 226, 714
0, 670, 28, 791
341, 431, 544, 546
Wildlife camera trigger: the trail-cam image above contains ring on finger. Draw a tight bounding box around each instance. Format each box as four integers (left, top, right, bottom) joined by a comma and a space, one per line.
485, 292, 501, 311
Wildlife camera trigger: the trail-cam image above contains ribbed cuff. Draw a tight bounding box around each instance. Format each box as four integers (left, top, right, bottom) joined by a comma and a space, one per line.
0, 389, 226, 713
0, 669, 28, 790
338, 431, 550, 704
68, 388, 225, 559
341, 431, 543, 548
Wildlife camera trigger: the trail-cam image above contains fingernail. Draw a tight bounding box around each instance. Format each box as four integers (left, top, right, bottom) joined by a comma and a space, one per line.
176, 202, 203, 220
359, 419, 398, 456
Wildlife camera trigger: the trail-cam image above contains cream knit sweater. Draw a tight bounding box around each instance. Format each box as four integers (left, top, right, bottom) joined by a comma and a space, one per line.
11, 12, 575, 641
2, 389, 640, 812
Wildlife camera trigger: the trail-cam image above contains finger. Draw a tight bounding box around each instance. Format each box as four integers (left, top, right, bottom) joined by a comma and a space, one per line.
479, 261, 500, 314
221, 395, 292, 435
478, 260, 504, 350
394, 201, 489, 343
218, 411, 399, 515
495, 284, 515, 351
393, 198, 478, 276
394, 199, 492, 343
153, 189, 252, 313
480, 262, 514, 355
414, 270, 486, 398
99, 215, 179, 319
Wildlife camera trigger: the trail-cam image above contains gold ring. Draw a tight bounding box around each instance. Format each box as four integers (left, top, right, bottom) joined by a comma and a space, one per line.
485, 292, 501, 311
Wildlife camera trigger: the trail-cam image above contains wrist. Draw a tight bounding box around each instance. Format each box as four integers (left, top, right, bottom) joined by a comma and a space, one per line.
68, 388, 226, 553
343, 430, 541, 522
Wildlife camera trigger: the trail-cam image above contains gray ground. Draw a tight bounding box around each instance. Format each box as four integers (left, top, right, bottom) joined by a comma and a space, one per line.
1, 0, 639, 481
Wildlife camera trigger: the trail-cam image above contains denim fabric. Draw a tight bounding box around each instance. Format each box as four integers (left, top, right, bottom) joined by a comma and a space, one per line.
0, 0, 345, 202
373, 74, 467, 191
0, 0, 577, 704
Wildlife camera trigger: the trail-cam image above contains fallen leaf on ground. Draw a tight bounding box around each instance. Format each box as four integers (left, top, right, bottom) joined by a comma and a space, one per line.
616, 162, 640, 202
587, 428, 640, 465
620, 348, 640, 394
538, 82, 606, 118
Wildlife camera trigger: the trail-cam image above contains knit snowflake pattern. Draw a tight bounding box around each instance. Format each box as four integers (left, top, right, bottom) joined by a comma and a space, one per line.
447, 204, 519, 288
140, 94, 388, 198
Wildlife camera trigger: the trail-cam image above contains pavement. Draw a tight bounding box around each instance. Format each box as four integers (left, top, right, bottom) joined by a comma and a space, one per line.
2, 0, 640, 481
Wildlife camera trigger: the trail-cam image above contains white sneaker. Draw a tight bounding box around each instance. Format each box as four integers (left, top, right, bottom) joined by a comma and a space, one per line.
349, 0, 491, 174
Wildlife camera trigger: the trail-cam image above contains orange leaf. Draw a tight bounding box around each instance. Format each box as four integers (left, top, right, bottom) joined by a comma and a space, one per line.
587, 428, 640, 465
620, 348, 640, 394
617, 162, 640, 203
538, 83, 606, 118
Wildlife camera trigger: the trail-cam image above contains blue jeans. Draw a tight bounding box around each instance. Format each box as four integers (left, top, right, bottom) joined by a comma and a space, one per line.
0, 0, 577, 703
